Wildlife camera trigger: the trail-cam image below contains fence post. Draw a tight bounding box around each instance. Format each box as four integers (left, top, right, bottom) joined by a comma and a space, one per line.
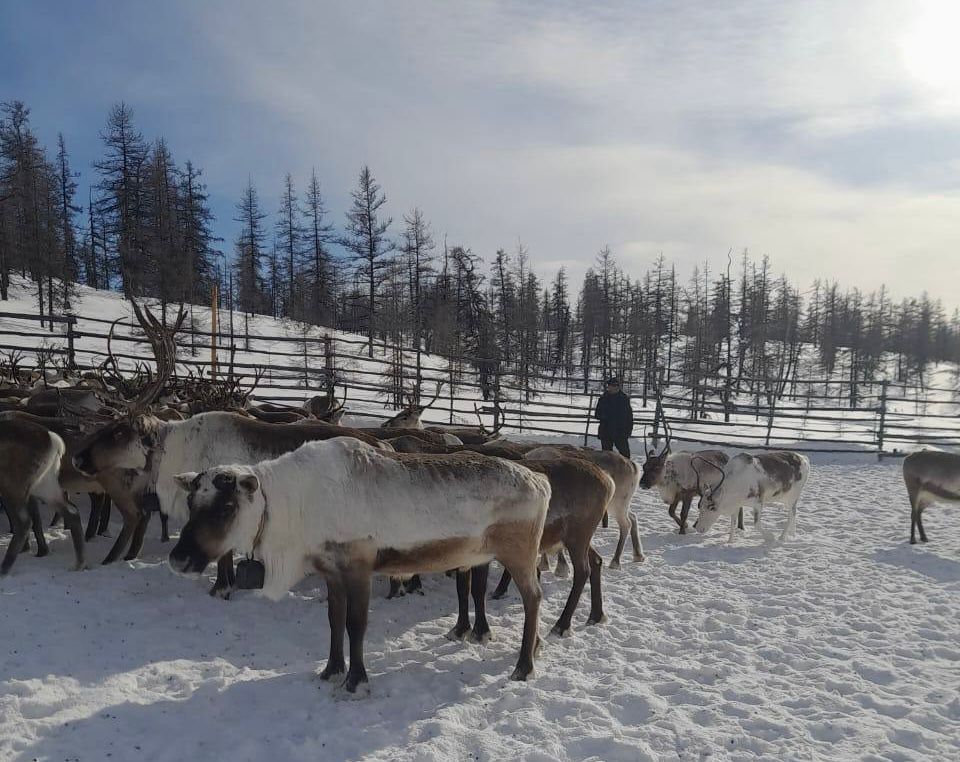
877, 380, 888, 459
65, 315, 76, 369
448, 358, 455, 425
583, 391, 594, 447
324, 335, 334, 377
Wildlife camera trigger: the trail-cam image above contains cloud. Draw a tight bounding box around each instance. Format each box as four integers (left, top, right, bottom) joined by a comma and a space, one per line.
4, 0, 959, 307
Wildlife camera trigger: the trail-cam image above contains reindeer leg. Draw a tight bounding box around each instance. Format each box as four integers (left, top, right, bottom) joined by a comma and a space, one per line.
554, 550, 569, 579
97, 495, 112, 536
907, 479, 923, 544
551, 545, 590, 637
27, 497, 48, 558
737, 507, 745, 531
386, 577, 403, 599
102, 503, 139, 565
402, 574, 423, 595
48, 511, 62, 528
1, 503, 30, 575
447, 569, 473, 641
610, 513, 629, 570
319, 576, 346, 681
667, 497, 682, 528
85, 493, 103, 542
585, 546, 606, 625
503, 554, 542, 682
159, 512, 170, 543
678, 495, 693, 534
125, 511, 152, 561
629, 513, 644, 562
210, 553, 235, 599
601, 511, 608, 529
916, 506, 929, 543
491, 566, 512, 599
469, 564, 492, 643
343, 572, 371, 693
60, 501, 86, 571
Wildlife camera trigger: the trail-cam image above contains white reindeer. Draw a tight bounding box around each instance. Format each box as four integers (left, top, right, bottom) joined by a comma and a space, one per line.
694, 451, 810, 542
169, 438, 551, 692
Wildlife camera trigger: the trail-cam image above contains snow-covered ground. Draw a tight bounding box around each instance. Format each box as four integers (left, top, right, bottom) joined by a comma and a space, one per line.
2, 455, 958, 761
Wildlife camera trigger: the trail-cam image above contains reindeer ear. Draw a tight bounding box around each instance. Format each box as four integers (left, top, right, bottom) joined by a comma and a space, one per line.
174, 472, 199, 492
238, 474, 260, 495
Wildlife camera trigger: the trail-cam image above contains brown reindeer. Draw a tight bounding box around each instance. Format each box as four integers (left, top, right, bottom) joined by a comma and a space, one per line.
903, 450, 960, 544
451, 456, 614, 643
0, 417, 85, 575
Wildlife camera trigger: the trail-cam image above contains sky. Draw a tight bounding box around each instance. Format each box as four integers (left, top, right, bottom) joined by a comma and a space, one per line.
3, 0, 959, 306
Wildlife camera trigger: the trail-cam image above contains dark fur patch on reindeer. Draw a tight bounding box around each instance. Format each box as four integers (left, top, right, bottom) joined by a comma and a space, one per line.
756, 453, 803, 492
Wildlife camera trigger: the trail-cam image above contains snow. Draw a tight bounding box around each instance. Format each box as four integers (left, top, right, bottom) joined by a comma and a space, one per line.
2, 457, 959, 761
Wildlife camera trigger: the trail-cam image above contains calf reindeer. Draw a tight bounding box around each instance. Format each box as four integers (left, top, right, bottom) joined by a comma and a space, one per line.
0, 417, 85, 574
169, 439, 551, 691
695, 451, 810, 543
903, 450, 960, 544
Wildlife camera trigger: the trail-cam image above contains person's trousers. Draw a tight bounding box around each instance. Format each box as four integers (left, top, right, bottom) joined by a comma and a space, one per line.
599, 434, 631, 458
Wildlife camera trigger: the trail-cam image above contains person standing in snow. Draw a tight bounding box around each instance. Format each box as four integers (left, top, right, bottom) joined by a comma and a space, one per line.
594, 376, 633, 458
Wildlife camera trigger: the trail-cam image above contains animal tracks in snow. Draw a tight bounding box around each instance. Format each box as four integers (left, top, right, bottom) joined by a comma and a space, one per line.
1, 459, 959, 760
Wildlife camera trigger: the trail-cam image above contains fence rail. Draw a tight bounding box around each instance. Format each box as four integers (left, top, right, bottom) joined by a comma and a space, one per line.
1, 308, 958, 455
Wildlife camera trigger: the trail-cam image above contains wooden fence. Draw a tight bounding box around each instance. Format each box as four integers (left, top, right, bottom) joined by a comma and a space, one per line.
1, 308, 958, 456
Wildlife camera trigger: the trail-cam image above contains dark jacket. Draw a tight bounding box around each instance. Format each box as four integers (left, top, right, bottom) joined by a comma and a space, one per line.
594, 390, 633, 438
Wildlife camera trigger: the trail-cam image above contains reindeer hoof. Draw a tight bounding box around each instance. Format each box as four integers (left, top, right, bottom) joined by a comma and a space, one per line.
633, 553, 646, 563
318, 664, 346, 682
209, 586, 233, 600
445, 624, 471, 642
609, 560, 621, 571
550, 624, 571, 638
467, 629, 493, 644
586, 613, 608, 626
509, 665, 534, 682
490, 589, 508, 601
72, 562, 88, 572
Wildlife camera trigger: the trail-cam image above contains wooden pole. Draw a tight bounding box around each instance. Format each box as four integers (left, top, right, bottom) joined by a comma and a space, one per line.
210, 283, 218, 379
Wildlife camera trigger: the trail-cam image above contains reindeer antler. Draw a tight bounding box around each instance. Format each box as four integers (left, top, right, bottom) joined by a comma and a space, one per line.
474, 400, 504, 437
419, 380, 444, 411
127, 300, 186, 413
691, 455, 725, 493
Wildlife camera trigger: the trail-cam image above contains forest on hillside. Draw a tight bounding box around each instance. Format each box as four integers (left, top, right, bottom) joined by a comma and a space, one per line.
2, 100, 959, 406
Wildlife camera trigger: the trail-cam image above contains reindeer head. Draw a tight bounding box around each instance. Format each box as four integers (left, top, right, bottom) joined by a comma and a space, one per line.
691, 456, 727, 533
306, 379, 347, 423
381, 382, 443, 430
73, 413, 163, 476
169, 466, 263, 575
639, 420, 672, 489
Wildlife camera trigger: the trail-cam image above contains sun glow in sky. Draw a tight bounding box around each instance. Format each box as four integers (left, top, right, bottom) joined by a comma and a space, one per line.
900, 0, 960, 111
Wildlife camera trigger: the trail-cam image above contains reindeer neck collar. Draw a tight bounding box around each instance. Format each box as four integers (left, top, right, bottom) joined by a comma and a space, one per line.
251, 498, 269, 554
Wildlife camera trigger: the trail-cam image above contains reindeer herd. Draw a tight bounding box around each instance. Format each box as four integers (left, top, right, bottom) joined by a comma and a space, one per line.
1, 301, 958, 692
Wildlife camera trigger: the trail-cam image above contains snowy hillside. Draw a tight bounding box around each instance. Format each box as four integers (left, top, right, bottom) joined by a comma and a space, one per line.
1, 277, 958, 453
